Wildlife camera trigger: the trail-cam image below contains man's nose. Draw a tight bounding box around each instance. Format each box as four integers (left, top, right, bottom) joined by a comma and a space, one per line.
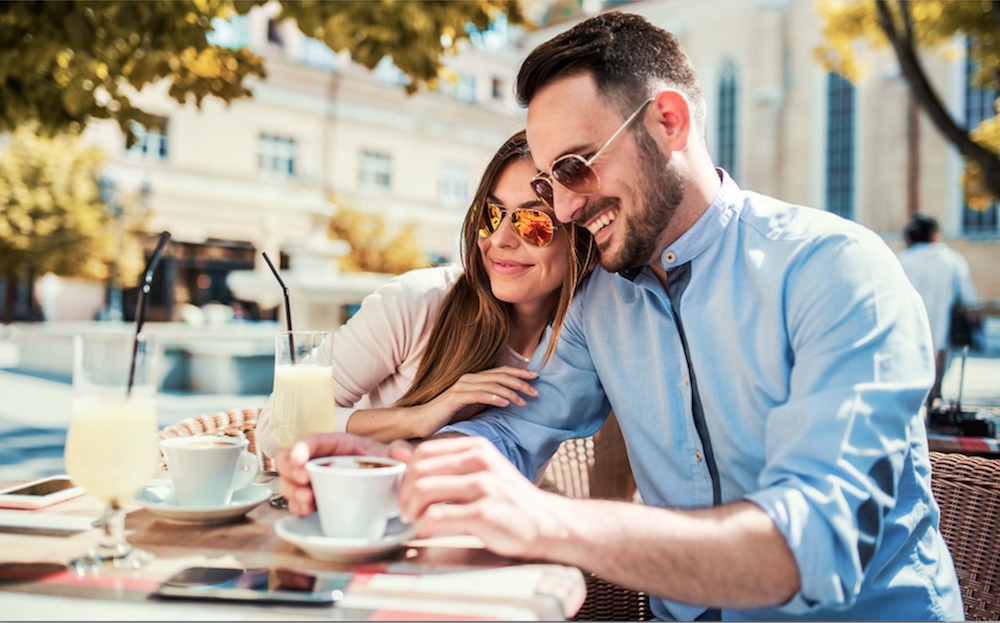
553, 184, 589, 224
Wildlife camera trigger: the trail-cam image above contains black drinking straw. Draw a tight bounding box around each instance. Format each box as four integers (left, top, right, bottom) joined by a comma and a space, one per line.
127, 231, 171, 396
262, 252, 295, 363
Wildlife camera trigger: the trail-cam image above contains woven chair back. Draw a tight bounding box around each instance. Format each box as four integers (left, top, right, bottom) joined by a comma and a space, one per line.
537, 413, 649, 621
541, 412, 638, 501
158, 407, 274, 472
930, 451, 1000, 620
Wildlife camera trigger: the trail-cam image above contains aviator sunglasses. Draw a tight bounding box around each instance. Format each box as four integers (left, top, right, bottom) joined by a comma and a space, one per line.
531, 97, 655, 209
477, 201, 562, 247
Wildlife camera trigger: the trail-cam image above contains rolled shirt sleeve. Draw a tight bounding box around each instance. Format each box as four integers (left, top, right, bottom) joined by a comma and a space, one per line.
745, 229, 939, 614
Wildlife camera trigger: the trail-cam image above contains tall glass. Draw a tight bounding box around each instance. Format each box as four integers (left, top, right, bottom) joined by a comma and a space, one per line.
271, 331, 337, 448
64, 333, 160, 573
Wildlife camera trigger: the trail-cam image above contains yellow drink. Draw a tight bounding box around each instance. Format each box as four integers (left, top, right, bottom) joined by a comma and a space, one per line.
65, 391, 160, 506
271, 364, 336, 448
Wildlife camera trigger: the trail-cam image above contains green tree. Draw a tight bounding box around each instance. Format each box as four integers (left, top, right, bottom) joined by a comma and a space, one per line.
0, 0, 524, 141
0, 125, 146, 321
817, 0, 1000, 208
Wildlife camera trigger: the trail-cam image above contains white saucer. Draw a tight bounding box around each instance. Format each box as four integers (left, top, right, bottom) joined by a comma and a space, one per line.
136, 484, 271, 525
274, 514, 416, 562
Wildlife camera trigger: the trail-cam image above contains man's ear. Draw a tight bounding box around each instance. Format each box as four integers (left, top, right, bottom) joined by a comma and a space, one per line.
649, 89, 692, 152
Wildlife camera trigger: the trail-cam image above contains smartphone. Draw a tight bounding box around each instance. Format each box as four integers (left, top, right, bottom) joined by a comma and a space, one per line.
154, 567, 352, 605
0, 476, 86, 510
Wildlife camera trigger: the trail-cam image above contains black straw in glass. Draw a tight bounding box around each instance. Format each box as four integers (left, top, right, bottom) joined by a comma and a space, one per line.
127, 231, 171, 395
262, 252, 295, 363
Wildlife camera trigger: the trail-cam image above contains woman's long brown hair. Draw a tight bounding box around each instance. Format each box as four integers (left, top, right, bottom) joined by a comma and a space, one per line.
394, 130, 597, 409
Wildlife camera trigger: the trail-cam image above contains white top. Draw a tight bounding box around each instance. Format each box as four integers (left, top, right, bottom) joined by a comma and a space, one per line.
897, 242, 978, 351
256, 264, 530, 458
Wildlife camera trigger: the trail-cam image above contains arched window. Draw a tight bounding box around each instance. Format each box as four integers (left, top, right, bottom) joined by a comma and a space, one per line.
825, 72, 855, 220
962, 39, 999, 235
717, 62, 738, 181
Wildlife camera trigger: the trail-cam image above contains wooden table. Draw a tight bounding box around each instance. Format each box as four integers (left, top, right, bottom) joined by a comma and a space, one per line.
0, 476, 585, 620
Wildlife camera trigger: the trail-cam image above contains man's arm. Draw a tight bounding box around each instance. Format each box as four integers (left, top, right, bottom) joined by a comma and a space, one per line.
399, 436, 799, 609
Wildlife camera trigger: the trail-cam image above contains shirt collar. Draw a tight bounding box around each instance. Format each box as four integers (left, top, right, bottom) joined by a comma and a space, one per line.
618, 168, 742, 282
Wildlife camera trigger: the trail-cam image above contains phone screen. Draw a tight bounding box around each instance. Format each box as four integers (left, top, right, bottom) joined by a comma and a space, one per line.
4, 479, 77, 497
155, 567, 351, 605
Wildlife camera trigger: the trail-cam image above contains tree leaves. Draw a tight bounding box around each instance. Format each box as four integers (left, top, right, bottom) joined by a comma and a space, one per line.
0, 125, 147, 283
816, 0, 1000, 206
327, 206, 428, 275
1, 0, 524, 135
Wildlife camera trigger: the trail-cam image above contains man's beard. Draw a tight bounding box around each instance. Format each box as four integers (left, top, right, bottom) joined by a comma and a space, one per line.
596, 125, 685, 274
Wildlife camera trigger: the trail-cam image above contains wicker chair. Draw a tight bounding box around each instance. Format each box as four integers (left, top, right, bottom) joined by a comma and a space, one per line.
158, 407, 274, 472
930, 451, 1000, 620
541, 412, 638, 502
539, 413, 650, 621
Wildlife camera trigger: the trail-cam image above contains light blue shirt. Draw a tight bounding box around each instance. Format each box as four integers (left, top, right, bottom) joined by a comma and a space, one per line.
443, 172, 963, 620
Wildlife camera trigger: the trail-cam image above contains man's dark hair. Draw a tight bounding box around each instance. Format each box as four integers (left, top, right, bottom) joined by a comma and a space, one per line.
515, 12, 705, 128
904, 214, 939, 246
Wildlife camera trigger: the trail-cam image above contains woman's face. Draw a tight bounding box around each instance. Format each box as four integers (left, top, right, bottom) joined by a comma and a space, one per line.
477, 159, 569, 314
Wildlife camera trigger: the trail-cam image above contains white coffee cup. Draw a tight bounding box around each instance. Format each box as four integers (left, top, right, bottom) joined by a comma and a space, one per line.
160, 436, 259, 507
305, 456, 405, 540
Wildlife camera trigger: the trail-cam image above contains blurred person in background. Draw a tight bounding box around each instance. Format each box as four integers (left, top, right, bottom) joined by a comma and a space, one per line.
256, 131, 597, 456
897, 213, 979, 407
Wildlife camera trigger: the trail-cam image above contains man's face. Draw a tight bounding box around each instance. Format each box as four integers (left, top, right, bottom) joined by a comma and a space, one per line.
526, 74, 684, 273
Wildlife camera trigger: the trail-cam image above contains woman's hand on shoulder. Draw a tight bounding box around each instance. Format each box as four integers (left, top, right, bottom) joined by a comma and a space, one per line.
416, 366, 540, 435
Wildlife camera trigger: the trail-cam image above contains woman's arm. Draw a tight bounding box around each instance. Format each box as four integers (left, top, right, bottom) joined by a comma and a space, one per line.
346, 366, 539, 442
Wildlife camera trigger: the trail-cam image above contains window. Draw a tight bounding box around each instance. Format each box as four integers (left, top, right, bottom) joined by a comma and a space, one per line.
300, 37, 336, 70
127, 118, 168, 161
439, 163, 469, 207
962, 40, 998, 235
716, 61, 738, 181
360, 152, 391, 189
456, 74, 477, 104
267, 19, 283, 47
825, 72, 855, 220
259, 136, 295, 177
207, 15, 249, 49
373, 57, 408, 87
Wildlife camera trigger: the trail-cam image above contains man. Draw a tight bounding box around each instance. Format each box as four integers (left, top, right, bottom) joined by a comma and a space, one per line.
897, 213, 978, 407
279, 12, 962, 620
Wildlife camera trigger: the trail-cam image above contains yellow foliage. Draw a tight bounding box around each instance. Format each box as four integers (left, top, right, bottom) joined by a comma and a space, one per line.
0, 126, 149, 284
327, 206, 429, 275
817, 0, 1000, 204
2, 1, 524, 134
965, 99, 1000, 210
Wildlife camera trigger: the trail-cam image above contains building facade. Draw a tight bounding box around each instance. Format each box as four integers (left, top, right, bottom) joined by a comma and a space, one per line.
81, 0, 999, 325
83, 3, 527, 322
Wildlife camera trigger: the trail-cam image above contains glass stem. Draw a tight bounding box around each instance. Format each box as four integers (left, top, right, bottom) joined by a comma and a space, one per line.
94, 502, 131, 560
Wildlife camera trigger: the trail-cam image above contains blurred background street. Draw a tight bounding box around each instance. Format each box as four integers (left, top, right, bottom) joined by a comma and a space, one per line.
2, 0, 999, 479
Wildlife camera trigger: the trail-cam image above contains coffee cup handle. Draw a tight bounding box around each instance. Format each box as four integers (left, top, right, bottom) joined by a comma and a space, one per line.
230, 451, 260, 491
387, 472, 402, 520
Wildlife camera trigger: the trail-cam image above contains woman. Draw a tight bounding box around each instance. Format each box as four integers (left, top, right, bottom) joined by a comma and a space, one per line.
257, 131, 596, 455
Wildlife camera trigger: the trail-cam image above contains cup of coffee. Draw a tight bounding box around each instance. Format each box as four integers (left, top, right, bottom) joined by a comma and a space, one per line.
159, 436, 259, 507
305, 456, 405, 540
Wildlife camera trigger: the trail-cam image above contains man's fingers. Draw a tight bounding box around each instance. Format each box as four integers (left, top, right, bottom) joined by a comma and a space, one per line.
277, 477, 316, 516
387, 439, 415, 463
401, 473, 487, 523
299, 432, 389, 461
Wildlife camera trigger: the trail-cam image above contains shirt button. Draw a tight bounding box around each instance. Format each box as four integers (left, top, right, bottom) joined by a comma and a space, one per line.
664, 251, 677, 264
682, 374, 689, 385
694, 450, 703, 462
